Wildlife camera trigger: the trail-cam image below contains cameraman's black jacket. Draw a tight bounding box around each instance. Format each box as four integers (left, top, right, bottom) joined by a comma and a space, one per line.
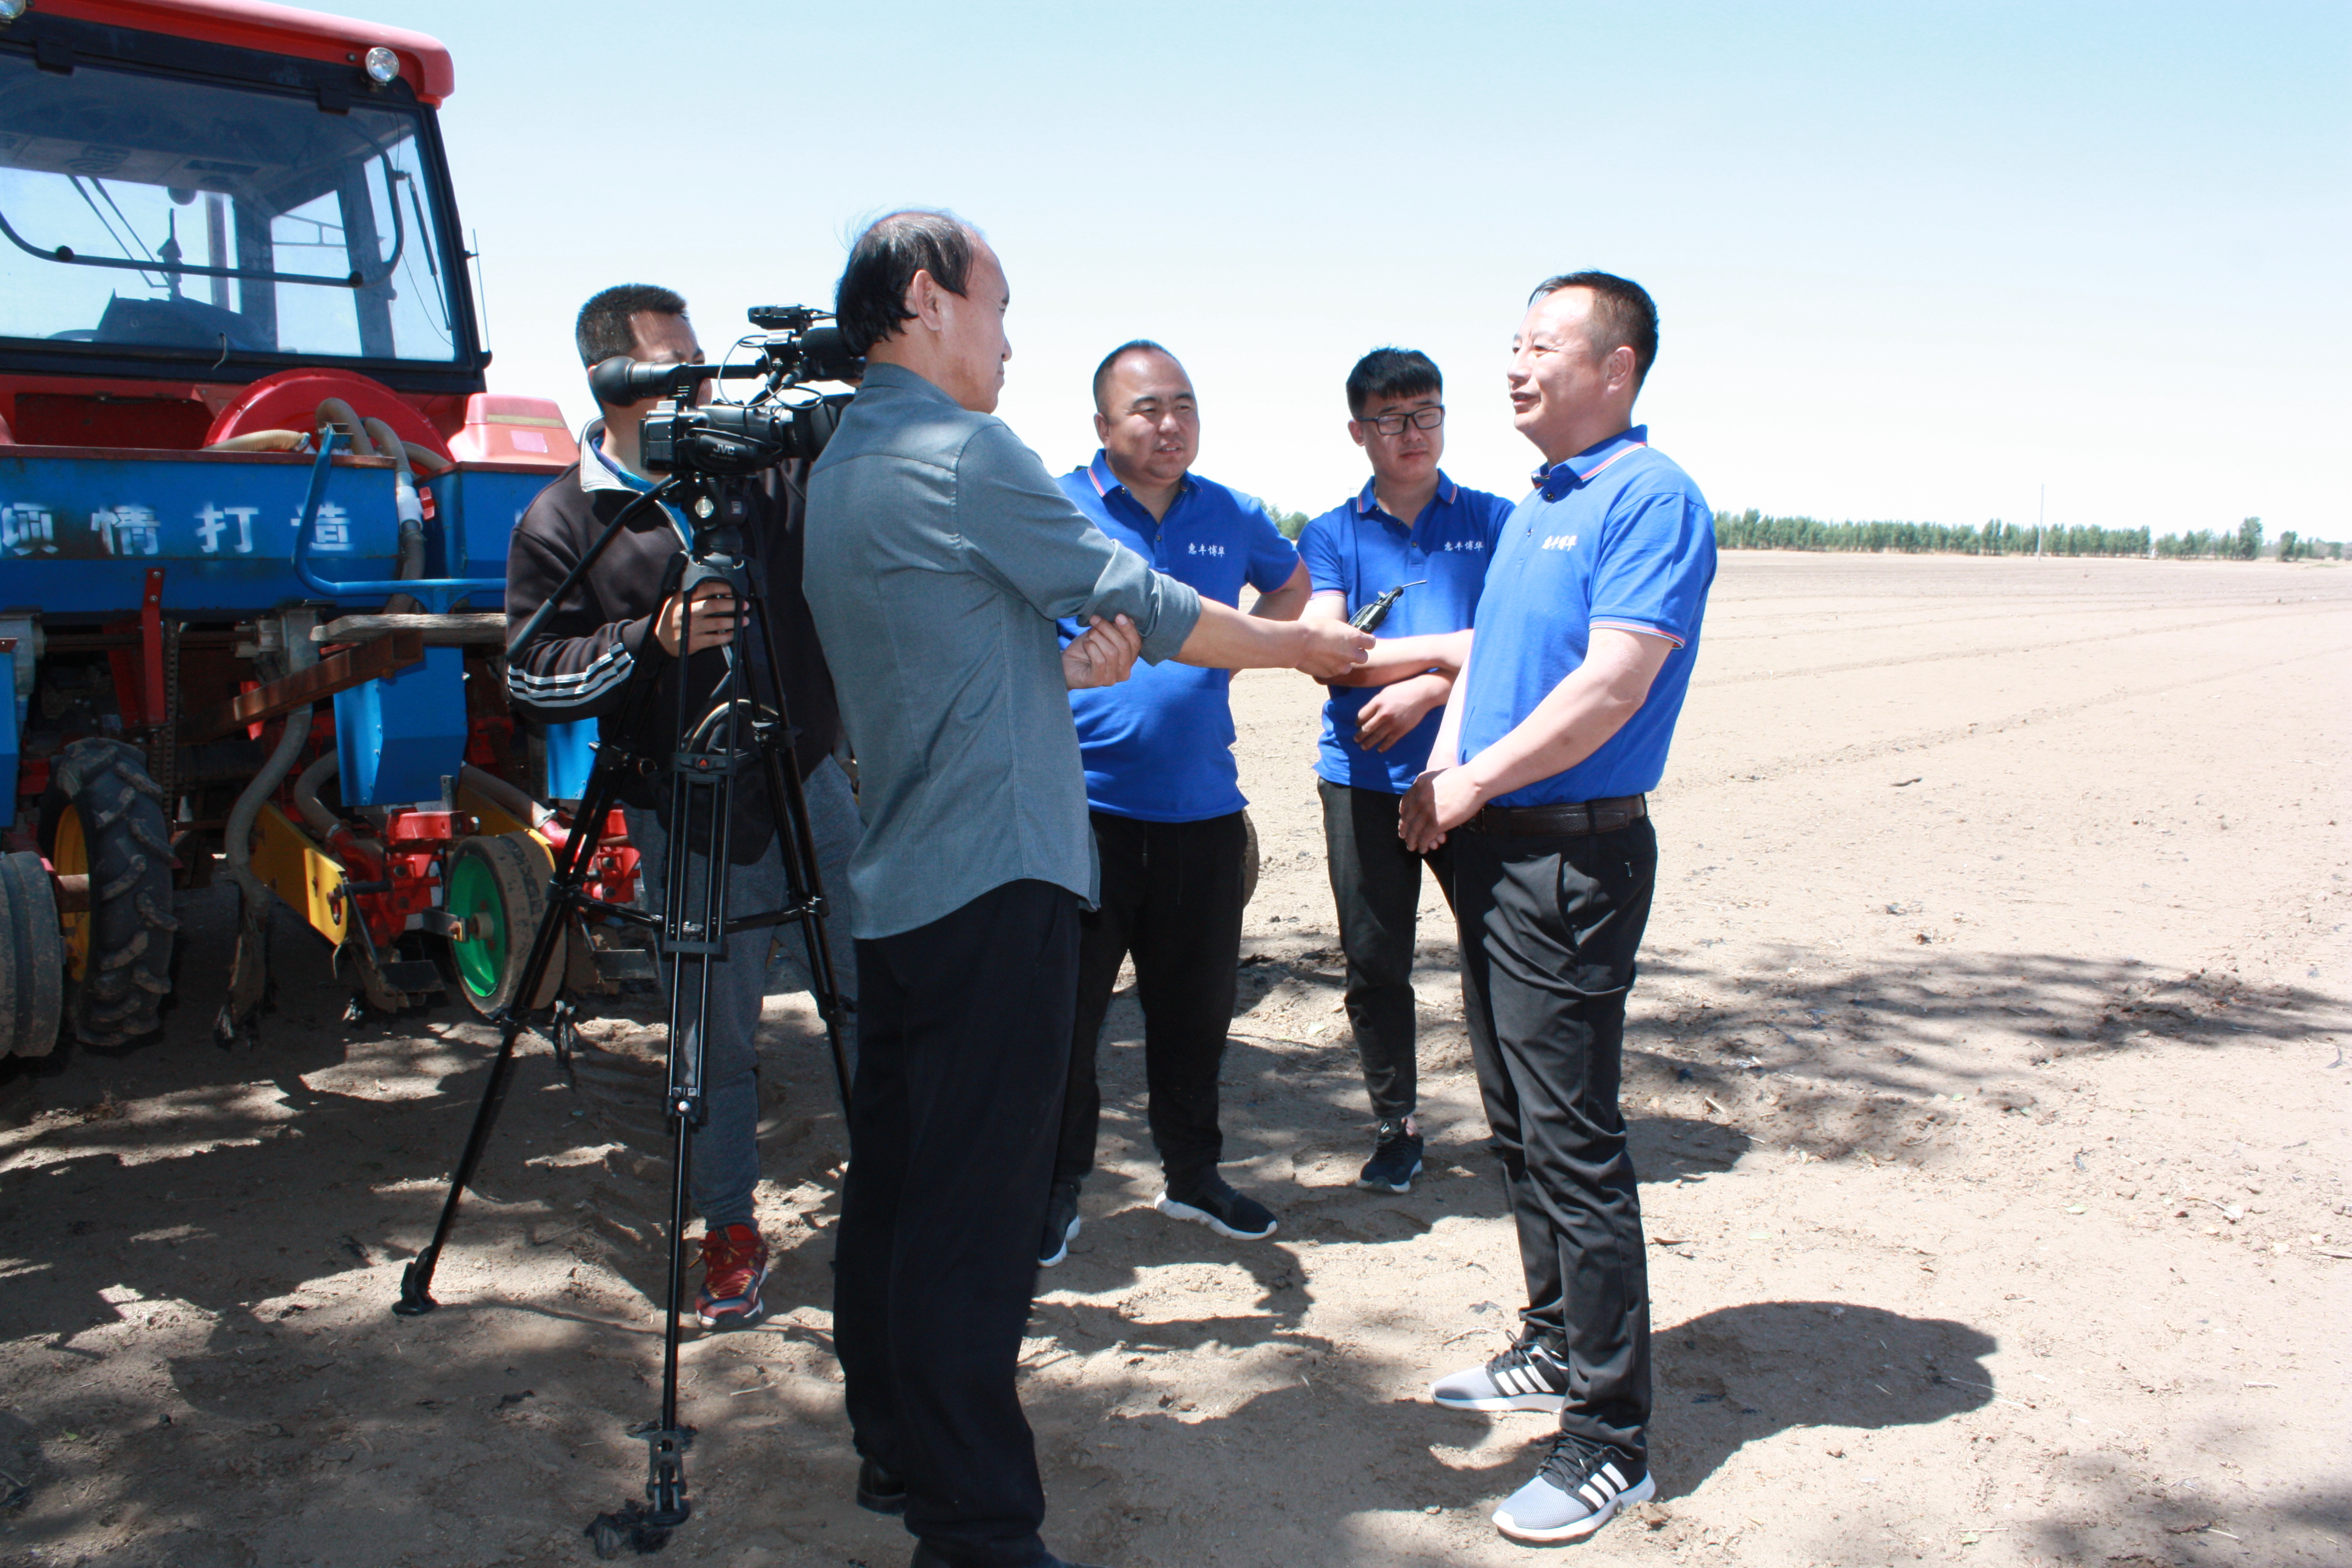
504, 439, 841, 864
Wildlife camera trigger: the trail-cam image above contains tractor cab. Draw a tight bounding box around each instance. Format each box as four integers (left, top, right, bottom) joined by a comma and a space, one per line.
0, 1, 622, 1058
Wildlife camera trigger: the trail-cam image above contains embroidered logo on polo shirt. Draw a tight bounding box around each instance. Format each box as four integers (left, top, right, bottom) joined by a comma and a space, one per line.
1440, 539, 1485, 552
1186, 543, 1228, 557
1540, 534, 1580, 551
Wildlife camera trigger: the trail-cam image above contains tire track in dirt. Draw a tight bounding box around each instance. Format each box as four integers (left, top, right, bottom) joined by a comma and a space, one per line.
1703, 591, 2345, 643
1675, 640, 2352, 787
1696, 604, 2345, 685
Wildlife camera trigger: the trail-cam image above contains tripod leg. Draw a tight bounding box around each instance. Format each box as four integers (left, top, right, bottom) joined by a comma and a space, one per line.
394, 1015, 525, 1316
393, 893, 571, 1316
739, 585, 855, 1117
776, 752, 855, 1115
395, 769, 627, 1317
637, 1092, 695, 1527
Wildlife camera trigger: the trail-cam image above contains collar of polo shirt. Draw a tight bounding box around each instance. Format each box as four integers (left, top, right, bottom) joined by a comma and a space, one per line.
1533, 425, 1651, 503
1353, 471, 1460, 521
1087, 448, 1195, 506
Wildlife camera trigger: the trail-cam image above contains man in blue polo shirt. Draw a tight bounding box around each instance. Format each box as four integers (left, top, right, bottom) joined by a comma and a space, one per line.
1298, 347, 1515, 1193
1040, 340, 1311, 1265
1404, 273, 1715, 1546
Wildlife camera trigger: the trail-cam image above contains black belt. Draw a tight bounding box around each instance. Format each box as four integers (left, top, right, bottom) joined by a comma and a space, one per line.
1464, 794, 1647, 838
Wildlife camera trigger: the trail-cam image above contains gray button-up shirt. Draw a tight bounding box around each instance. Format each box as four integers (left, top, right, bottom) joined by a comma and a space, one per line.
804, 362, 1204, 938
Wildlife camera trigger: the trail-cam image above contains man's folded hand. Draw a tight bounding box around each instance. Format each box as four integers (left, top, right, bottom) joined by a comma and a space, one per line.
1290, 619, 1375, 680
1063, 613, 1142, 689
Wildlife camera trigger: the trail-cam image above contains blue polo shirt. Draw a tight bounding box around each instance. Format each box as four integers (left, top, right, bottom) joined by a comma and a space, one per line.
1061, 451, 1299, 821
1298, 472, 1515, 793
1456, 426, 1715, 807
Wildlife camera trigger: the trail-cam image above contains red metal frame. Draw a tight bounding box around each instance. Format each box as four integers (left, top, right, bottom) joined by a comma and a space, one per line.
31, 0, 456, 102
138, 568, 166, 727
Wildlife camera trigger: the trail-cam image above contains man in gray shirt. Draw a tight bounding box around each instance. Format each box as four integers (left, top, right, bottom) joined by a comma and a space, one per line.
805, 210, 1368, 1568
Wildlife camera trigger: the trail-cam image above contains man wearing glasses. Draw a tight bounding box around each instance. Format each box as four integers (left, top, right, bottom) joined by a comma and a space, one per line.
1298, 349, 1515, 1191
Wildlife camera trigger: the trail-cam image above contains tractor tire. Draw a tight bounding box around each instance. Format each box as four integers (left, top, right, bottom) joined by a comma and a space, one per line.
39, 739, 177, 1048
1241, 809, 1260, 907
444, 831, 564, 1018
0, 851, 65, 1058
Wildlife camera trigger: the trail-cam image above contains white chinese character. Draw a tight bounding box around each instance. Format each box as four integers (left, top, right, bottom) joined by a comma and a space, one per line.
196, 504, 258, 555
309, 501, 353, 552
95, 504, 163, 557
0, 504, 56, 556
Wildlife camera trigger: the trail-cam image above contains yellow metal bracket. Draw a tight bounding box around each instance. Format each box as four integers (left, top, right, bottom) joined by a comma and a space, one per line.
246, 803, 352, 948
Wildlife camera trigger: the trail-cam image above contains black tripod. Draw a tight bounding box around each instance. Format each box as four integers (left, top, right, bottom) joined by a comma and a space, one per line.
393, 468, 850, 1557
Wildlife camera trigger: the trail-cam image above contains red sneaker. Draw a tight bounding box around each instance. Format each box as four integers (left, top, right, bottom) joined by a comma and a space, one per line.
695, 1223, 770, 1330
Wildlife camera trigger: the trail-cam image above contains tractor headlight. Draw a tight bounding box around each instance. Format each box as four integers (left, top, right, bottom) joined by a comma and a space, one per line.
363, 46, 400, 84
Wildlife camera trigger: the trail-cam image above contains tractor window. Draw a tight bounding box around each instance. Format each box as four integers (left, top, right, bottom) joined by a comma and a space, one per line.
0, 50, 462, 364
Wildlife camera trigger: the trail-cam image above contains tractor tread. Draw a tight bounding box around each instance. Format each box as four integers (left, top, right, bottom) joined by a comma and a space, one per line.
40, 739, 178, 1047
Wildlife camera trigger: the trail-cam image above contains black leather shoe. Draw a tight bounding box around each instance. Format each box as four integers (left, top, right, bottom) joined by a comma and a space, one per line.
908, 1545, 1105, 1568
857, 1456, 907, 1515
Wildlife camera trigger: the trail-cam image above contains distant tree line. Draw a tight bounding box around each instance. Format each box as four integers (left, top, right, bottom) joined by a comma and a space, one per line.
1713, 510, 2342, 561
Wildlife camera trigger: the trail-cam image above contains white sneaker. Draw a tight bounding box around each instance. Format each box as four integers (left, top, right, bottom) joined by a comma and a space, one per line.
1491, 1434, 1654, 1542
1429, 1337, 1570, 1413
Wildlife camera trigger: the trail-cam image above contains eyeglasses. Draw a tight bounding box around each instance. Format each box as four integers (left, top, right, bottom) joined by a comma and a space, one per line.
1361, 406, 1444, 436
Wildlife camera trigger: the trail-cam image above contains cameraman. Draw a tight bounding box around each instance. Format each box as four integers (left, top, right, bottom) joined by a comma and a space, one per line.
504, 284, 859, 1333
805, 211, 1371, 1568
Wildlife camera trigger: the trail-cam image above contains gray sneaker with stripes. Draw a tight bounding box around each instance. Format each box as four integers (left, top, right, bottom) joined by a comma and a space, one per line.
1428, 1337, 1570, 1413
1491, 1433, 1654, 1543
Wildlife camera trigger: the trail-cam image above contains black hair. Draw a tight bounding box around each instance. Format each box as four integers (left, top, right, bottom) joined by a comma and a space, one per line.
575, 284, 686, 369
1090, 339, 1180, 412
1345, 347, 1442, 418
1529, 271, 1659, 386
834, 210, 980, 357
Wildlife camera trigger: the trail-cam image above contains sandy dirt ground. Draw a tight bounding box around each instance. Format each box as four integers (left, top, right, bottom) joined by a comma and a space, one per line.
2, 553, 2346, 1568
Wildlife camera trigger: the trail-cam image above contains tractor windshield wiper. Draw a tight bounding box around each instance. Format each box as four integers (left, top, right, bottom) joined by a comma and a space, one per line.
0, 164, 411, 292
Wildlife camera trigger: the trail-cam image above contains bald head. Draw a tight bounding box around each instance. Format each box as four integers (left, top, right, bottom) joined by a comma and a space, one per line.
1092, 341, 1197, 500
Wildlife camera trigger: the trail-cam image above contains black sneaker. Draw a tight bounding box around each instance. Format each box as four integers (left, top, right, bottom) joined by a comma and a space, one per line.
910, 1545, 1103, 1568
1155, 1174, 1277, 1240
1358, 1119, 1424, 1192
1429, 1336, 1570, 1412
1490, 1432, 1653, 1542
907, 1542, 1110, 1568
1038, 1180, 1082, 1268
856, 1456, 906, 1515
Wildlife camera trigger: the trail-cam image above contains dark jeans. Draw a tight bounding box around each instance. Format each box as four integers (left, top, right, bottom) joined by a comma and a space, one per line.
836, 879, 1079, 1568
1453, 816, 1658, 1467
1054, 810, 1246, 1192
1318, 777, 1456, 1124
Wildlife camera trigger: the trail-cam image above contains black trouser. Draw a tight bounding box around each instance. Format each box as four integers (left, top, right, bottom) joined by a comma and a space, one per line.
1054, 810, 1246, 1191
1318, 777, 1457, 1124
1453, 816, 1658, 1467
836, 879, 1079, 1568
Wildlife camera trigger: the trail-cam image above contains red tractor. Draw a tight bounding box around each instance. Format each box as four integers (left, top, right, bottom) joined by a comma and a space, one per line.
0, 0, 637, 1058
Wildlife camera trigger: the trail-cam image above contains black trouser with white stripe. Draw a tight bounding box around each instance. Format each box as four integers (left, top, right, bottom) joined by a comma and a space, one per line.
1453, 816, 1657, 1467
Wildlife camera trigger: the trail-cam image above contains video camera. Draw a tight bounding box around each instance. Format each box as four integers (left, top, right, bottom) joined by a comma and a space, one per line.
587, 305, 861, 478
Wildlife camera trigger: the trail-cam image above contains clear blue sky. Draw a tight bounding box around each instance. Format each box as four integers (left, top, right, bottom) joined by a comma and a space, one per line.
388, 0, 2348, 540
